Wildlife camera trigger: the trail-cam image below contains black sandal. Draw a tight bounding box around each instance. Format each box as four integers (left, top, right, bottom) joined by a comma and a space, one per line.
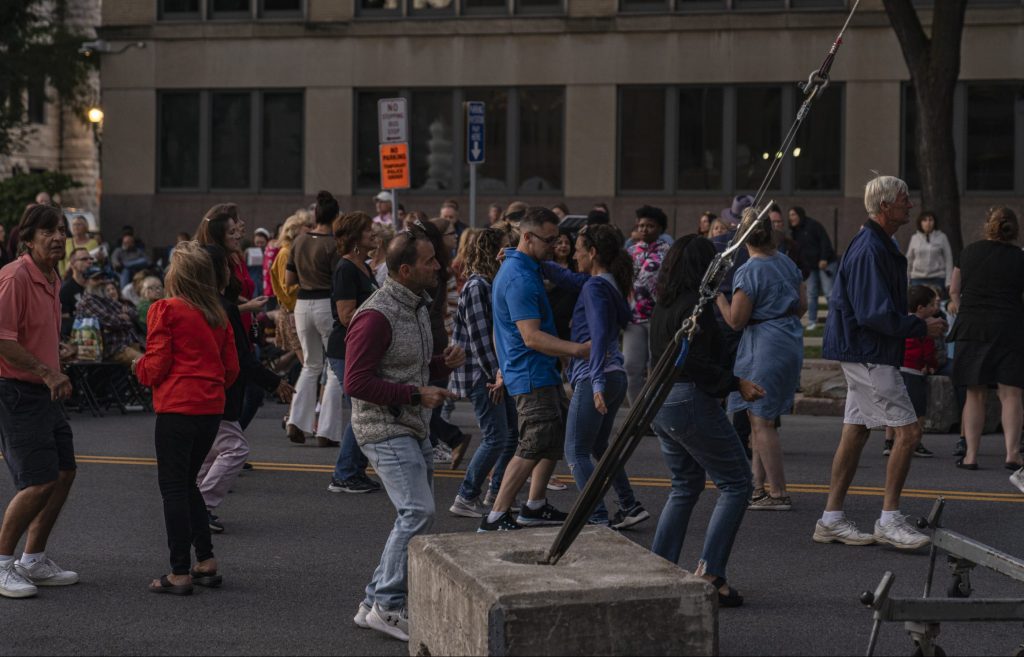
956, 459, 978, 471
190, 569, 223, 588
149, 574, 193, 596
710, 576, 744, 608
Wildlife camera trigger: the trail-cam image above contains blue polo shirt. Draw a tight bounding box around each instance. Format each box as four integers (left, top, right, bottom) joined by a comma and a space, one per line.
492, 249, 561, 396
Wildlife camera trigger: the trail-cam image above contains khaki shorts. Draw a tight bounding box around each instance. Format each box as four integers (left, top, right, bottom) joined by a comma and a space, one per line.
841, 363, 918, 429
513, 386, 568, 461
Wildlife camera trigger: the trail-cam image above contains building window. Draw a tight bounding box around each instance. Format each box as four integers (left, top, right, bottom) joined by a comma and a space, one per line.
159, 0, 303, 20
354, 87, 564, 195
621, 0, 846, 11
158, 90, 303, 192
27, 78, 46, 125
619, 84, 842, 194
160, 0, 201, 18
356, 0, 565, 17
260, 0, 303, 15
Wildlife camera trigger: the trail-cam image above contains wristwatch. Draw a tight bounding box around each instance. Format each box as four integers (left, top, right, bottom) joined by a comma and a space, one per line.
410, 390, 422, 406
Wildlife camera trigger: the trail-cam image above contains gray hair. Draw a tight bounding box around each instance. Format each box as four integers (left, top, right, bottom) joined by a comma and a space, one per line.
864, 175, 909, 217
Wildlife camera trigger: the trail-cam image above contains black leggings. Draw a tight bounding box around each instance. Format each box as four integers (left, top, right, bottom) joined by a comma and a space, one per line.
155, 413, 221, 575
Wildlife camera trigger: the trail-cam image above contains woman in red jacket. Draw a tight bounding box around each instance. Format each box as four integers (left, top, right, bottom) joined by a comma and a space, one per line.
133, 241, 240, 595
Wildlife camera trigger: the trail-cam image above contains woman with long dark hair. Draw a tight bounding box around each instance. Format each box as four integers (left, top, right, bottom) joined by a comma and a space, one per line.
648, 235, 764, 608
542, 224, 649, 529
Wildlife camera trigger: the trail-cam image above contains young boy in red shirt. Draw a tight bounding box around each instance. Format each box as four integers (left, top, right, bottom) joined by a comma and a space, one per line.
884, 285, 940, 457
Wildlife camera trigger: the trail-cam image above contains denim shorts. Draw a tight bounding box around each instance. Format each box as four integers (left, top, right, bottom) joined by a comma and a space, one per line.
513, 385, 567, 461
0, 379, 76, 490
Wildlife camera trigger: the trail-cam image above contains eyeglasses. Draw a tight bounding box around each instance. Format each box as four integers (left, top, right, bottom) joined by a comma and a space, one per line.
527, 231, 560, 245
399, 219, 428, 242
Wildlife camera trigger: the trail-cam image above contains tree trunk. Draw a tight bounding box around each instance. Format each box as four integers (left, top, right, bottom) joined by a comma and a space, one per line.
883, 0, 968, 256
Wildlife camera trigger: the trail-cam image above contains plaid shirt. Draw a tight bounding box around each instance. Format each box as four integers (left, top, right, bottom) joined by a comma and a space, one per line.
448, 275, 500, 399
75, 292, 142, 359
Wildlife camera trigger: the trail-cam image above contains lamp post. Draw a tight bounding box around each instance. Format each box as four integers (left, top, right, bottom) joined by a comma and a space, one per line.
87, 106, 103, 220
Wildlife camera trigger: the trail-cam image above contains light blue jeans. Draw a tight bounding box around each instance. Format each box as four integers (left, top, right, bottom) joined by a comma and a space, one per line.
805, 262, 836, 325
458, 380, 518, 501
651, 382, 753, 580
360, 436, 435, 611
565, 371, 637, 524
327, 357, 367, 481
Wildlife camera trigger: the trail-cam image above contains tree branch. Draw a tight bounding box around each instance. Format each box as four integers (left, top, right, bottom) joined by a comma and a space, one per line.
882, 0, 930, 79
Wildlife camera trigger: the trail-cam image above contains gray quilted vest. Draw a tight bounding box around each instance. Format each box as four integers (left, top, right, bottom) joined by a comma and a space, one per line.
350, 277, 434, 446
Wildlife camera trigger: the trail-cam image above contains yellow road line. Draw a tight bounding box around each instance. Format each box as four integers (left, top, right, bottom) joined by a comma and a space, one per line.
68, 455, 1023, 504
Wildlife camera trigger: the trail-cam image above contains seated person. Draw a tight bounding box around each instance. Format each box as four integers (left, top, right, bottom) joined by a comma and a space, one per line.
60, 247, 94, 338
110, 233, 152, 288
74, 267, 144, 365
136, 276, 165, 332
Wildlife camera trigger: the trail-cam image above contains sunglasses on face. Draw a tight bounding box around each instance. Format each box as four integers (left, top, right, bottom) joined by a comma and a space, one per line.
528, 232, 559, 245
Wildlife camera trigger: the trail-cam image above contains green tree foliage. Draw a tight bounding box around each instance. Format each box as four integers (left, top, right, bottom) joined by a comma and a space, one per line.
0, 170, 81, 229
0, 0, 95, 157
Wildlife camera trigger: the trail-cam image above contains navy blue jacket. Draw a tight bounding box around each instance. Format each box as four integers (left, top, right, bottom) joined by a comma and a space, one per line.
822, 220, 926, 366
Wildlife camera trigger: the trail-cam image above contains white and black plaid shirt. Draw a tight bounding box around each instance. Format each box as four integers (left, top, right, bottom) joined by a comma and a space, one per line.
448, 275, 500, 399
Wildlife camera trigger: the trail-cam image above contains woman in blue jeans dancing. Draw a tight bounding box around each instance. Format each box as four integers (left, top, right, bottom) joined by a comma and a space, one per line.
448, 228, 519, 517
541, 224, 649, 529
648, 235, 764, 608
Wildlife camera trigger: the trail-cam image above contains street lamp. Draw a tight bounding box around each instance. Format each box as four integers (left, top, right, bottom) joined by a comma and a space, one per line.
87, 107, 104, 124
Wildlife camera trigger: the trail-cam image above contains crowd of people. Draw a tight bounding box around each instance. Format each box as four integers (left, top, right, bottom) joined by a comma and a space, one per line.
1, 179, 1022, 648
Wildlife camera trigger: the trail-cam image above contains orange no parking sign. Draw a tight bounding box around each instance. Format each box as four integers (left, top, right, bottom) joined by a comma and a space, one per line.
379, 143, 410, 190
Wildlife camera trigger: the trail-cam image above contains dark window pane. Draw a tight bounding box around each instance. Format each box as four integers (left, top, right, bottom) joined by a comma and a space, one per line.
360, 0, 400, 9
356, 91, 398, 190
263, 92, 303, 190
465, 0, 508, 12
619, 88, 666, 191
518, 88, 564, 192
966, 84, 1017, 191
902, 85, 920, 189
27, 78, 46, 125
620, 0, 671, 11
211, 92, 251, 189
794, 84, 842, 191
159, 93, 200, 189
262, 0, 302, 11
463, 89, 509, 193
161, 0, 200, 13
212, 0, 250, 11
410, 90, 455, 192
735, 86, 781, 191
678, 87, 723, 191
411, 0, 454, 13
517, 0, 562, 12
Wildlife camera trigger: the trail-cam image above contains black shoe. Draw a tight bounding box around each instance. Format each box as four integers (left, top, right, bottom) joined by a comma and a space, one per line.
327, 476, 375, 494
883, 439, 893, 456
954, 436, 966, 457
208, 512, 224, 534
242, 461, 253, 471
913, 444, 934, 458
517, 502, 568, 527
611, 503, 651, 530
355, 473, 382, 491
477, 511, 522, 533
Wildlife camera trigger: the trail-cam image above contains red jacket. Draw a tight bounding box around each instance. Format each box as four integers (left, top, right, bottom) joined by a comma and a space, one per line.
136, 298, 240, 415
903, 335, 937, 373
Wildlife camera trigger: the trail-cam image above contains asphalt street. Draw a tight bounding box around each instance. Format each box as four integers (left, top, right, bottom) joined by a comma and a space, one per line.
3, 401, 1024, 656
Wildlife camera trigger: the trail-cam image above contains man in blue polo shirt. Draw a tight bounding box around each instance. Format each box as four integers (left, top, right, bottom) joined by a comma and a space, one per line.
480, 207, 590, 532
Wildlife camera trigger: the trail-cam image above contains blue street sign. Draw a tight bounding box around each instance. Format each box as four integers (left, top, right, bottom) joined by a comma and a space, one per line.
466, 101, 485, 165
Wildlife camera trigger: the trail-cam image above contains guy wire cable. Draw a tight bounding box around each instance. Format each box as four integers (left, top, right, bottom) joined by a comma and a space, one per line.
545, 0, 862, 566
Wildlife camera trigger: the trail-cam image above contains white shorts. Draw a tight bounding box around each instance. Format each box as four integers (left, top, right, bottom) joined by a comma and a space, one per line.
841, 363, 918, 429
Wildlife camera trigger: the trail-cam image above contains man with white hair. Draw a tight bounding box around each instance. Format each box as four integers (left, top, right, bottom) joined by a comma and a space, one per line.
815, 175, 946, 550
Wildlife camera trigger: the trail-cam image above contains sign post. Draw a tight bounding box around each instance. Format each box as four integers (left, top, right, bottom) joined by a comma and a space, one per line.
466, 101, 485, 228
378, 98, 409, 225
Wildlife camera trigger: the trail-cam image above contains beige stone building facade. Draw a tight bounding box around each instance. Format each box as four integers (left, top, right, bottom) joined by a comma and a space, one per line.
97, 0, 1023, 248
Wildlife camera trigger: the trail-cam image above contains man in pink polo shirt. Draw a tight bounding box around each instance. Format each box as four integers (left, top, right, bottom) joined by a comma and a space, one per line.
0, 204, 79, 599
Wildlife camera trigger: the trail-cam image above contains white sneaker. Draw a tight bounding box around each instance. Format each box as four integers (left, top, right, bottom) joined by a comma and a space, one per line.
450, 495, 486, 518
813, 518, 876, 546
805, 322, 818, 332
16, 558, 79, 586
353, 602, 371, 629
432, 445, 452, 465
874, 515, 931, 550
1010, 468, 1024, 494
0, 560, 38, 598
366, 603, 409, 642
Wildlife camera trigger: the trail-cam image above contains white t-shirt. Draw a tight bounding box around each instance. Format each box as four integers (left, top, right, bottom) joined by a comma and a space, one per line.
245, 247, 264, 268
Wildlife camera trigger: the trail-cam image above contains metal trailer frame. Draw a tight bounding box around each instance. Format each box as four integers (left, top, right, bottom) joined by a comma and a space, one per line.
860, 497, 1024, 657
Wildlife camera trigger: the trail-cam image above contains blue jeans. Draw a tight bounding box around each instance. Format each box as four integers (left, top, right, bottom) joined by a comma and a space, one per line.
327, 357, 367, 481
565, 371, 636, 524
118, 257, 150, 288
651, 382, 753, 580
457, 380, 518, 501
361, 436, 435, 611
805, 262, 836, 324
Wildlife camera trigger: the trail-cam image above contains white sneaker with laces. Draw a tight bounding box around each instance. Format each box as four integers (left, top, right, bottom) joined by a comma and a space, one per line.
0, 560, 38, 598
874, 515, 930, 550
432, 445, 452, 465
812, 518, 876, 546
16, 558, 79, 586
366, 603, 409, 642
449, 495, 486, 518
1010, 468, 1024, 495
353, 602, 371, 629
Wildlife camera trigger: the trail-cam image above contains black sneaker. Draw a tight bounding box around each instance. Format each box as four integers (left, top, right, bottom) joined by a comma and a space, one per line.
355, 473, 382, 491
208, 512, 224, 534
611, 503, 651, 530
477, 512, 522, 533
242, 461, 253, 471
914, 443, 934, 458
883, 439, 893, 456
327, 477, 375, 494
954, 436, 966, 457
517, 502, 568, 527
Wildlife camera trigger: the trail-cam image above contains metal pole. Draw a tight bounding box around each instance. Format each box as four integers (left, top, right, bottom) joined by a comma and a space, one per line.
469, 164, 477, 228
392, 189, 398, 229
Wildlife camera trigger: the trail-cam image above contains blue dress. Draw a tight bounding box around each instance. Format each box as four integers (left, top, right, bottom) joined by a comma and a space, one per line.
727, 253, 804, 419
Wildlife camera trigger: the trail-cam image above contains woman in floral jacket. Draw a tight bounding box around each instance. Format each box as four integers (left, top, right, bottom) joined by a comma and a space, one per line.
623, 205, 671, 405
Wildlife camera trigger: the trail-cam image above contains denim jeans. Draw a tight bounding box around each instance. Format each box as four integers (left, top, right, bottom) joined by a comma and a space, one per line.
361, 436, 435, 611
327, 357, 367, 481
458, 380, 518, 501
565, 371, 636, 524
651, 382, 753, 580
805, 262, 836, 325
622, 322, 650, 406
